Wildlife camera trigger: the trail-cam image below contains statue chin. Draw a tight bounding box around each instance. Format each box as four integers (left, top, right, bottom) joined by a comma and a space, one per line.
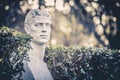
32, 40, 47, 45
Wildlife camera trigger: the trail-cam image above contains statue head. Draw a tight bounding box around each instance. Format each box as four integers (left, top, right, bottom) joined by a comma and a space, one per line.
24, 9, 52, 45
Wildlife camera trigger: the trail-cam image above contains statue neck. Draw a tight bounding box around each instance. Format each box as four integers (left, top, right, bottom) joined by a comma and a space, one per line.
29, 42, 46, 60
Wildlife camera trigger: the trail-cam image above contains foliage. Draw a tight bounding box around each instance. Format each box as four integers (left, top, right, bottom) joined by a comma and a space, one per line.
45, 46, 120, 80
0, 26, 31, 80
1, 0, 120, 49
74, 0, 120, 49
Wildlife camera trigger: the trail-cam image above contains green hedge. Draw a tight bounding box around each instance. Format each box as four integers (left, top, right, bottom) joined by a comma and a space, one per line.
45, 46, 120, 80
0, 26, 31, 80
0, 27, 120, 80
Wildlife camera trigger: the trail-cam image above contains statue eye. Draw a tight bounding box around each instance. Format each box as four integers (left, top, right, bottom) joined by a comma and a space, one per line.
46, 23, 51, 27
39, 23, 43, 26
34, 23, 39, 26
34, 23, 43, 27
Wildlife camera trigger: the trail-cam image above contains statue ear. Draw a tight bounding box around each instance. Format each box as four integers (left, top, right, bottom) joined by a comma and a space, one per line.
24, 24, 31, 34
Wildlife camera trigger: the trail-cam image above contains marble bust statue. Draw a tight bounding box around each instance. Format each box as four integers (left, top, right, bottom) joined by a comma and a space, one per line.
22, 9, 53, 80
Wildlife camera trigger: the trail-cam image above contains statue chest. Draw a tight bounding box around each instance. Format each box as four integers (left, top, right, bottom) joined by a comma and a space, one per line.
28, 59, 53, 80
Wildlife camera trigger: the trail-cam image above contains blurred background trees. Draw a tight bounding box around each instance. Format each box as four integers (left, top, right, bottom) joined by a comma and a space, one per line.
0, 0, 120, 49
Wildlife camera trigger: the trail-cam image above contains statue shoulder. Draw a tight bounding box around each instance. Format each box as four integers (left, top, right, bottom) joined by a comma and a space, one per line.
22, 60, 35, 80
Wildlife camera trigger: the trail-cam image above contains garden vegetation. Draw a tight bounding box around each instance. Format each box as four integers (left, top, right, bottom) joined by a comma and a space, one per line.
0, 27, 120, 80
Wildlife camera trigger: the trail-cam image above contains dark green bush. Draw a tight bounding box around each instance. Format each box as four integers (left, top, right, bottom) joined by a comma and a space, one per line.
0, 26, 31, 80
45, 46, 120, 80
0, 26, 120, 80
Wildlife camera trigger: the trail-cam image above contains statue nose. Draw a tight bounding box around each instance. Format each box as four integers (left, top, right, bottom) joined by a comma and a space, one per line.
41, 24, 47, 32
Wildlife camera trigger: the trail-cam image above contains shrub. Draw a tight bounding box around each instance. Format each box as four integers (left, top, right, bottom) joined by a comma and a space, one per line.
0, 26, 31, 80
0, 26, 119, 80
45, 46, 120, 80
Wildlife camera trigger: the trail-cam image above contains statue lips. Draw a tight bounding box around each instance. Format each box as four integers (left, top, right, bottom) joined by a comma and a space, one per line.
40, 35, 48, 39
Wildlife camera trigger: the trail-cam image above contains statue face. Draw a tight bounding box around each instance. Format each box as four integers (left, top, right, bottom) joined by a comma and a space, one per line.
26, 16, 51, 45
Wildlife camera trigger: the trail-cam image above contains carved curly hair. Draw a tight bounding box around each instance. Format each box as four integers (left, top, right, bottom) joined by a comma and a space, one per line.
24, 9, 51, 24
